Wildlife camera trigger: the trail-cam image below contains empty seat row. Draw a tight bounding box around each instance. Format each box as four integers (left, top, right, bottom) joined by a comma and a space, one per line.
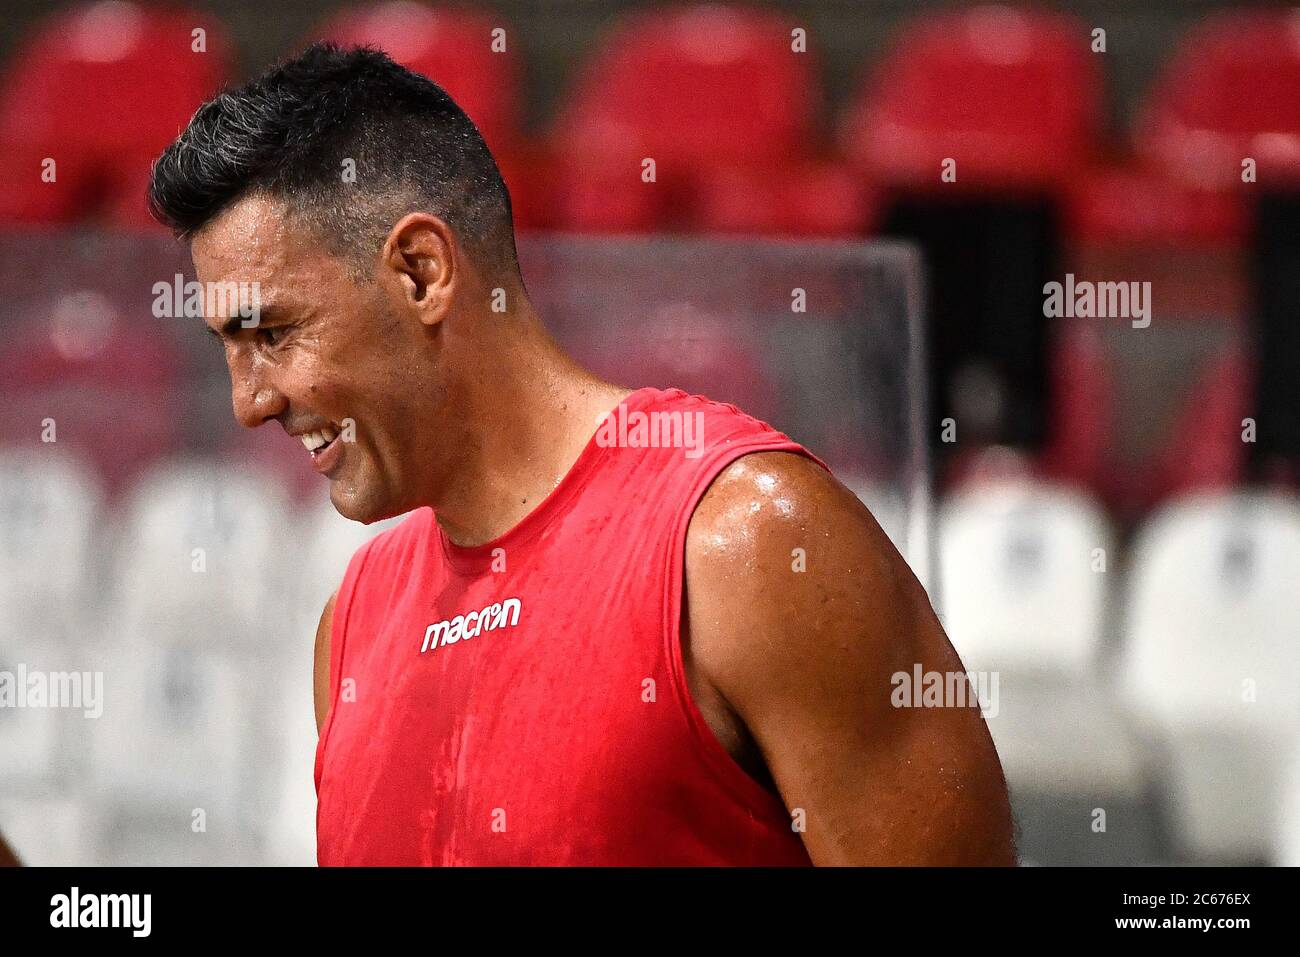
3, 451, 1297, 862
1, 3, 1296, 235
940, 477, 1300, 863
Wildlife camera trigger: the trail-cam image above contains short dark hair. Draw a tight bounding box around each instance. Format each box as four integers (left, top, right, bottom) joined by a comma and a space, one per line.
149, 42, 517, 274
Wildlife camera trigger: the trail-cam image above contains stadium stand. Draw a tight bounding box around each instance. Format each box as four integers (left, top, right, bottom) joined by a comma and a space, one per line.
842, 5, 1104, 463
1135, 9, 1300, 476
550, 4, 869, 234
0, 291, 182, 496
109, 460, 296, 646
0, 1, 230, 228
1136, 10, 1300, 190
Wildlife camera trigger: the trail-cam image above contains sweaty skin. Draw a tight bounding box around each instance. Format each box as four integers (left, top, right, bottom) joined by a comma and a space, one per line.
196, 193, 1014, 866
682, 452, 1015, 865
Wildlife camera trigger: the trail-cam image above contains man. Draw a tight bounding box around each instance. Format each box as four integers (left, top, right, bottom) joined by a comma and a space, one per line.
149, 44, 1014, 866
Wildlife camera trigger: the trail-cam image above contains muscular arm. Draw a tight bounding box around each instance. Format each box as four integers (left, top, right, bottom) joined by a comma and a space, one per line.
684, 452, 1016, 865
314, 591, 338, 735
0, 831, 19, 866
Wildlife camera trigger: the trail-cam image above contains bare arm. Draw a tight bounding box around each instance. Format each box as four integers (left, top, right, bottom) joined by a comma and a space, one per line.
684, 452, 1016, 865
0, 831, 19, 866
314, 590, 338, 735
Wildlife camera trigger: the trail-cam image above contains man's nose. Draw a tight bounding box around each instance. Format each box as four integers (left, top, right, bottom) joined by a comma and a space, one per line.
229, 355, 287, 429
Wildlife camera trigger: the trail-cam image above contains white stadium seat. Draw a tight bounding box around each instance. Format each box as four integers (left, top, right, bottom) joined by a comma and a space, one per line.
939, 478, 1150, 863
262, 646, 319, 866
939, 478, 1113, 677
109, 459, 295, 649
83, 635, 248, 818
260, 501, 409, 865
1274, 744, 1300, 865
0, 663, 67, 787
0, 450, 104, 789
91, 476, 402, 863
0, 793, 94, 866
0, 448, 104, 644
1119, 490, 1300, 862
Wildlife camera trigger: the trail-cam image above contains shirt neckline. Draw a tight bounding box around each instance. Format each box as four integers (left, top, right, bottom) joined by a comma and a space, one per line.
437, 385, 664, 572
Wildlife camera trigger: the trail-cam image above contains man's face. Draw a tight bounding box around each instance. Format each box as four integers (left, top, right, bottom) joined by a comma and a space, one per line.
192, 195, 429, 523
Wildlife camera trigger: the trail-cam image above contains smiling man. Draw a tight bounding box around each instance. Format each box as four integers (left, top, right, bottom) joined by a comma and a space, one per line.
148, 43, 1014, 866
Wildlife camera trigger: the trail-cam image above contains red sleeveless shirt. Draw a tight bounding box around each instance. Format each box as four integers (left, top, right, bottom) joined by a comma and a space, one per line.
314, 387, 821, 865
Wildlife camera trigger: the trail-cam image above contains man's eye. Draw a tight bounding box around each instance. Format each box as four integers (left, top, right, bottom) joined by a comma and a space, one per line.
258, 326, 286, 345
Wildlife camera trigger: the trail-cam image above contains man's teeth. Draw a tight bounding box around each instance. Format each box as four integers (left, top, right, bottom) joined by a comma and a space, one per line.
301, 427, 339, 452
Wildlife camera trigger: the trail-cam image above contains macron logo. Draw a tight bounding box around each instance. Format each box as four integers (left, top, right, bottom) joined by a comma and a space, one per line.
421, 597, 522, 654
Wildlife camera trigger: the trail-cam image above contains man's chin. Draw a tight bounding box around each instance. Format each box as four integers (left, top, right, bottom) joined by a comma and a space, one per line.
328, 481, 393, 525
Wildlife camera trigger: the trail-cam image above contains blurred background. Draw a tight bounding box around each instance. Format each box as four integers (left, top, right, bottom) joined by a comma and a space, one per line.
1, 0, 1299, 866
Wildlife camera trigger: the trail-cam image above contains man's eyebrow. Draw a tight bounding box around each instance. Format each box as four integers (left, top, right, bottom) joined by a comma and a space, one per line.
211, 306, 281, 338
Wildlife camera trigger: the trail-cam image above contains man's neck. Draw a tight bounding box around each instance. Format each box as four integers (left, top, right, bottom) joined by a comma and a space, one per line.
431, 324, 632, 548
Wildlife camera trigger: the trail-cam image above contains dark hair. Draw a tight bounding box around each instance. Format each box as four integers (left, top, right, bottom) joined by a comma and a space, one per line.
149, 42, 517, 274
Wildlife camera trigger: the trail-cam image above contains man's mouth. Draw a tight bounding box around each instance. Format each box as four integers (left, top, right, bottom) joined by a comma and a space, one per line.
300, 424, 340, 459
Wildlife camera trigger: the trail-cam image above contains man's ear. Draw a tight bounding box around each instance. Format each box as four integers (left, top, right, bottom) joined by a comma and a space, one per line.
381, 213, 457, 327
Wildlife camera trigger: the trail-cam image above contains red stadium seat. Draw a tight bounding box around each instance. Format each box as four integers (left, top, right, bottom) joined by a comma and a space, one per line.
550, 4, 826, 231
309, 2, 547, 226
0, 2, 230, 229
1138, 11, 1300, 189
1064, 166, 1249, 250
554, 163, 666, 233
312, 3, 522, 155
842, 5, 1101, 194
692, 161, 874, 236
0, 294, 181, 495
842, 6, 1103, 460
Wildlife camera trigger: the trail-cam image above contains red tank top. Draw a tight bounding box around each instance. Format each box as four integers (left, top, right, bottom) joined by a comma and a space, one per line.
314, 387, 822, 865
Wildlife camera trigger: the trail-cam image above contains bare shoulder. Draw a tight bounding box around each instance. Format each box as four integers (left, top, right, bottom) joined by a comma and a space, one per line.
688, 450, 890, 543
685, 450, 918, 613
683, 450, 1015, 864
684, 450, 922, 677
689, 449, 841, 528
